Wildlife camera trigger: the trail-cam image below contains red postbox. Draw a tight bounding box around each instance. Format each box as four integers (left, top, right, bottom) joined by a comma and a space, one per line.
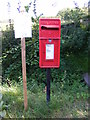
39, 18, 61, 68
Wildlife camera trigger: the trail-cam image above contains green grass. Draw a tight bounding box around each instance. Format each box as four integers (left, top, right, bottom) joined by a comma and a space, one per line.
0, 80, 89, 118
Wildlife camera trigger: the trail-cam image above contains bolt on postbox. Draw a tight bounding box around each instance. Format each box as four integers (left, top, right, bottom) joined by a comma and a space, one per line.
39, 18, 61, 68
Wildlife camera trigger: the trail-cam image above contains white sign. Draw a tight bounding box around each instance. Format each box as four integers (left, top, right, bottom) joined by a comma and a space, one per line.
14, 12, 32, 38
46, 44, 54, 60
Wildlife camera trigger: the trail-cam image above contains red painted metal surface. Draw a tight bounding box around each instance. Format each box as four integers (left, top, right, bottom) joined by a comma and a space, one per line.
39, 18, 61, 68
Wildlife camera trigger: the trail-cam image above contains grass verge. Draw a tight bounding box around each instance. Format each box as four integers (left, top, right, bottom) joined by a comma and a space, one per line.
0, 80, 89, 118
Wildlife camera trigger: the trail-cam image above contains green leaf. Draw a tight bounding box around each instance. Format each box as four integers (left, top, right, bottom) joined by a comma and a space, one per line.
25, 6, 29, 12
0, 93, 2, 100
0, 101, 3, 109
0, 110, 6, 118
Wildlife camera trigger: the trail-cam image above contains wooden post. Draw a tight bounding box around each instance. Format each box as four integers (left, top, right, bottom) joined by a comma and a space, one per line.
21, 37, 28, 111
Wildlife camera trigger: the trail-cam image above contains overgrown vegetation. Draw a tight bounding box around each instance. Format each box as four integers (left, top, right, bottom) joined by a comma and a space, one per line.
0, 80, 89, 118
2, 8, 89, 83
1, 7, 89, 118
0, 93, 6, 118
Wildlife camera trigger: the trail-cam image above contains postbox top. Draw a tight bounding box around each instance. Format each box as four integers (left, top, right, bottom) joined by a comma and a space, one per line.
39, 18, 60, 21
39, 18, 61, 39
39, 18, 61, 27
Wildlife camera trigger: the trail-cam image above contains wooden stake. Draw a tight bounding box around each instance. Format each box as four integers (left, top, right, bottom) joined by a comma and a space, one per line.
21, 37, 28, 111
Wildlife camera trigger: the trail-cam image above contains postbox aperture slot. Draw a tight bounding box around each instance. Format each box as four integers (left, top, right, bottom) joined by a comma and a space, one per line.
41, 25, 59, 30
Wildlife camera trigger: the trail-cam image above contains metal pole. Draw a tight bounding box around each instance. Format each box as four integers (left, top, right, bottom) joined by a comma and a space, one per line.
46, 68, 50, 103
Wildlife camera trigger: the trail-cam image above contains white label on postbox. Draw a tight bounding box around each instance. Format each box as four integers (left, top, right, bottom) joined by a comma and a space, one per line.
46, 44, 54, 60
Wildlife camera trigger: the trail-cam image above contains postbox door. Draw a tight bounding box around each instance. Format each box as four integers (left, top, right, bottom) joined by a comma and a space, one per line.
39, 39, 60, 68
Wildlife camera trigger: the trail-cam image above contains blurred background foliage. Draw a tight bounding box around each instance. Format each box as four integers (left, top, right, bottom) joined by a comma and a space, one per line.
1, 7, 89, 87
0, 2, 89, 118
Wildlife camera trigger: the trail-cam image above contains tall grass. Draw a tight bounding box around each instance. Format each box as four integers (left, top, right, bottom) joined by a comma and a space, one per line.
0, 79, 89, 118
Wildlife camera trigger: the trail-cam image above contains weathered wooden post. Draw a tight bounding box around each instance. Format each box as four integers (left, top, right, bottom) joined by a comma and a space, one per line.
14, 7, 32, 110
21, 37, 27, 111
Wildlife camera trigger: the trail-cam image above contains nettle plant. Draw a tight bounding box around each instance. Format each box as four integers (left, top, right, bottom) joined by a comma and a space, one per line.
0, 93, 6, 118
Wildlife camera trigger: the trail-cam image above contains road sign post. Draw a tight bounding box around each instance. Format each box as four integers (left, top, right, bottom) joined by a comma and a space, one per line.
14, 11, 32, 111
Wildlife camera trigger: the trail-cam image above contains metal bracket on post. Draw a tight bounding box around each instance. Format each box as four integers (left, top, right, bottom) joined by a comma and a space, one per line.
46, 68, 51, 103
